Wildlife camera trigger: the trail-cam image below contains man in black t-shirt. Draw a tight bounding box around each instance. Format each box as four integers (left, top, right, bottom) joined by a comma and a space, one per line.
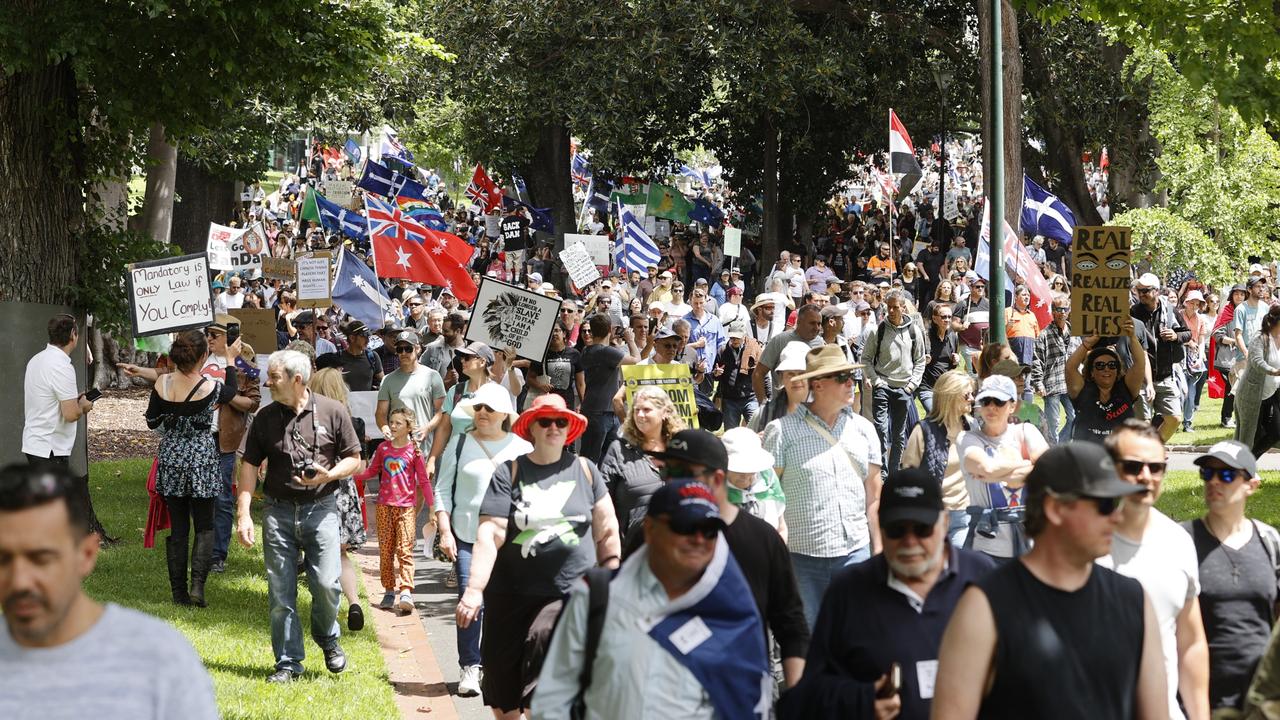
499, 206, 530, 282
576, 315, 639, 463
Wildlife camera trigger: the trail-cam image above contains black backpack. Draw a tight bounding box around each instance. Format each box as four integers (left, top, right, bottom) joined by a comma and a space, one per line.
570, 566, 615, 720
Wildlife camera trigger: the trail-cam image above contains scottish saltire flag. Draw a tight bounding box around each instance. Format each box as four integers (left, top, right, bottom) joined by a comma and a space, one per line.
617, 202, 660, 273
358, 160, 429, 201
687, 197, 725, 227
1021, 175, 1077, 245
332, 248, 391, 329
639, 534, 770, 719
343, 139, 362, 165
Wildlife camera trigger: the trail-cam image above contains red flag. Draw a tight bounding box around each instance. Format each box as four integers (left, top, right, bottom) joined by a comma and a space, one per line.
889, 109, 922, 175
1099, 147, 1110, 170
981, 204, 1053, 329
423, 227, 475, 267
465, 164, 503, 213
422, 228, 479, 304
367, 195, 447, 286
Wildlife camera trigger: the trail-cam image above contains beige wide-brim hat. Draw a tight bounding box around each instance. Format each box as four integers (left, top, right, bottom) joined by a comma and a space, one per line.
794, 343, 862, 382
460, 382, 519, 426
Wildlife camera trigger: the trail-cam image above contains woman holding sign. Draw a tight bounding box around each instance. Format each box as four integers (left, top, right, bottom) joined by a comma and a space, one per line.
1065, 317, 1147, 445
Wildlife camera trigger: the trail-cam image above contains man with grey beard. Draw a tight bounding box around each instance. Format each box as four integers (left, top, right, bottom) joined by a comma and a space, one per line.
779, 468, 997, 720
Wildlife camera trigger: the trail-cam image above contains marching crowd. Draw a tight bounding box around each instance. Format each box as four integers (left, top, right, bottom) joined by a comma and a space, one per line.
11, 148, 1280, 720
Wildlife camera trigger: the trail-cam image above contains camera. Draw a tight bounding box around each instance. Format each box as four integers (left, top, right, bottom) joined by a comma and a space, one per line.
295, 459, 317, 480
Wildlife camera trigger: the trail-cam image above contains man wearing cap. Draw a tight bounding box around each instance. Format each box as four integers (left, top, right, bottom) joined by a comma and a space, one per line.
933, 443, 1167, 719
764, 345, 882, 629
337, 320, 382, 392
526, 271, 543, 292
376, 330, 446, 454
805, 255, 838, 296
781, 468, 997, 720
1032, 293, 1081, 444
1099, 420, 1210, 720
1131, 272, 1190, 441
717, 285, 749, 328
531, 478, 772, 719
863, 289, 926, 473
402, 293, 432, 337
294, 311, 338, 355
650, 270, 676, 306
951, 277, 989, 371
714, 321, 760, 429
1234, 274, 1271, 360
748, 294, 777, 347
819, 304, 854, 363
753, 304, 824, 407
420, 312, 467, 387
223, 275, 246, 310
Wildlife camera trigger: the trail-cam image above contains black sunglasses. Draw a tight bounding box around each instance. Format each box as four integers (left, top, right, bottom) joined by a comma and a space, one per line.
979, 397, 1010, 407
395, 345, 415, 354
1083, 496, 1125, 515
535, 417, 570, 429
821, 372, 855, 384
472, 403, 494, 414
1092, 360, 1121, 371
884, 521, 936, 540
1118, 459, 1167, 476
661, 516, 720, 540
1200, 466, 1241, 484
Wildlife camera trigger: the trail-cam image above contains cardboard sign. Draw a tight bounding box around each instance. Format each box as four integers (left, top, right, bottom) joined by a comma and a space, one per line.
1070, 225, 1132, 337
559, 242, 601, 289
207, 223, 266, 271
126, 253, 215, 337
621, 364, 699, 429
654, 219, 672, 239
323, 180, 354, 208
723, 227, 742, 257
563, 234, 611, 266
348, 391, 382, 440
228, 308, 278, 356
465, 277, 561, 362
296, 251, 332, 309
261, 256, 295, 281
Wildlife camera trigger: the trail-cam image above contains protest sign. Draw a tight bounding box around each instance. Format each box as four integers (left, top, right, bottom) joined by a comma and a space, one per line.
943, 189, 960, 221
654, 219, 671, 239
348, 391, 382, 440
260, 256, 296, 281
723, 227, 742, 257
206, 223, 266, 271
228, 308, 277, 355
564, 234, 611, 266
465, 277, 561, 362
559, 242, 601, 289
1070, 225, 1132, 337
296, 251, 332, 309
126, 253, 215, 337
323, 180, 354, 208
621, 364, 699, 429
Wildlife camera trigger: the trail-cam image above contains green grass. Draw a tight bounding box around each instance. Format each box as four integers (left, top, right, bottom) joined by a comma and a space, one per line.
85, 459, 398, 720
1158, 470, 1280, 527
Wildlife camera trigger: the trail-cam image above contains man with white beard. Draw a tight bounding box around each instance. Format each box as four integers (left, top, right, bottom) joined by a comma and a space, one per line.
779, 468, 998, 720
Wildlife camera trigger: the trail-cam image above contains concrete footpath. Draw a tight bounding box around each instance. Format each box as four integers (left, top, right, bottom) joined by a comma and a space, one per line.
1168, 449, 1280, 471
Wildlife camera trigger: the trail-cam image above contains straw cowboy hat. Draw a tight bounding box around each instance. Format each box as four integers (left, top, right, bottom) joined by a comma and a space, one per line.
793, 344, 862, 382
512, 393, 588, 444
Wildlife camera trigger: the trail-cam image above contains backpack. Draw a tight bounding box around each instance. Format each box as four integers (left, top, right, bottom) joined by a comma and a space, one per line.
1181, 518, 1280, 619
570, 566, 615, 720
870, 318, 923, 372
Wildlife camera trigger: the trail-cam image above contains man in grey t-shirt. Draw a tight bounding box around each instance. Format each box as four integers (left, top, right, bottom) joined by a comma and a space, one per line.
0, 463, 217, 719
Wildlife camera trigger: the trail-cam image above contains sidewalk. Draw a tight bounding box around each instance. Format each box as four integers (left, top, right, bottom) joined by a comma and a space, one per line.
1167, 449, 1280, 471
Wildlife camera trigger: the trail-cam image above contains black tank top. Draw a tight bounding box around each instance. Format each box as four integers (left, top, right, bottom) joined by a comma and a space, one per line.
978, 560, 1145, 720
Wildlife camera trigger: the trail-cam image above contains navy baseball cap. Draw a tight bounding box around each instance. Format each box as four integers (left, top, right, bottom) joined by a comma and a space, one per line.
646, 478, 725, 533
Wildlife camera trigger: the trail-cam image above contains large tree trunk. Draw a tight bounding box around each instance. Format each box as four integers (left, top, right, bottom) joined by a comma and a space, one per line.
171, 153, 238, 255
88, 176, 131, 389
0, 61, 83, 303
139, 122, 177, 246
761, 113, 780, 275
979, 0, 1024, 232
524, 121, 576, 254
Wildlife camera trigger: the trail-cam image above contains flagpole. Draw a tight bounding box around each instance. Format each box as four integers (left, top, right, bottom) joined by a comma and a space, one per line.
987, 0, 1007, 345
887, 110, 897, 271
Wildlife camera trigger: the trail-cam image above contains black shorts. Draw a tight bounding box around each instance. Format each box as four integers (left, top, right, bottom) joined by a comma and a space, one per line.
479, 591, 564, 712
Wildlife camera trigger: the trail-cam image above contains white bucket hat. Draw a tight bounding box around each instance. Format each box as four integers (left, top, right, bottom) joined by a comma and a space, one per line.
460, 382, 519, 426
776, 341, 815, 373
721, 428, 775, 475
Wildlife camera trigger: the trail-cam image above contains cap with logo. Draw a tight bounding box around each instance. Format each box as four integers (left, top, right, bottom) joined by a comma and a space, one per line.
646, 478, 726, 533
879, 467, 944, 526
647, 429, 728, 472
394, 330, 420, 346
975, 374, 1017, 403
1026, 442, 1148, 499
1194, 440, 1258, 478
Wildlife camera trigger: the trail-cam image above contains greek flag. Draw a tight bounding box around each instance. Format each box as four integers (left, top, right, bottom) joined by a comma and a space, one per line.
1021, 175, 1077, 245
617, 201, 660, 273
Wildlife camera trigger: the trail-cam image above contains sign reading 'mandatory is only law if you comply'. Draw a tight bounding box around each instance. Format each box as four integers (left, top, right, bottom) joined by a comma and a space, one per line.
126, 253, 216, 337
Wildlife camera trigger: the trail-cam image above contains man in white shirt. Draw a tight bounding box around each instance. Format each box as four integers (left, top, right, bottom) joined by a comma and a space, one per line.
1099, 420, 1210, 720
22, 314, 94, 468
222, 274, 246, 310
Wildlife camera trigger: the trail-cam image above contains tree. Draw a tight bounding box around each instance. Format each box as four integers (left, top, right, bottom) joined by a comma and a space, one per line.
1112, 207, 1233, 287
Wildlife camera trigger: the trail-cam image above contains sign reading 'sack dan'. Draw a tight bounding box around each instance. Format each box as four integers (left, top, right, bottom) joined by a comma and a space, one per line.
126, 253, 215, 337
464, 277, 561, 363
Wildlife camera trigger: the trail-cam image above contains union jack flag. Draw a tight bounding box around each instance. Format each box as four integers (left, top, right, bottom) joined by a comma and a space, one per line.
465, 163, 503, 212
365, 194, 428, 244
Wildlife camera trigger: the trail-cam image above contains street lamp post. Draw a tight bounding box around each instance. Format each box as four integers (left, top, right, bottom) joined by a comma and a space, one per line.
930, 61, 953, 243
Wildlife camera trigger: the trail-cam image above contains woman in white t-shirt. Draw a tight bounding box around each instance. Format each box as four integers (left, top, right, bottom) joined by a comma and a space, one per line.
957, 374, 1048, 558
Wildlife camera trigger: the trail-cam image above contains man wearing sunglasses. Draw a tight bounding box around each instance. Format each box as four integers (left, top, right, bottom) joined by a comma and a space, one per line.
783, 468, 997, 720
1098, 420, 1210, 720
1130, 272, 1190, 441
933, 442, 1167, 719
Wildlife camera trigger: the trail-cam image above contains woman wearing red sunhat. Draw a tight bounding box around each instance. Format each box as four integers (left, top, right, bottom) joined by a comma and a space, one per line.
456, 394, 621, 718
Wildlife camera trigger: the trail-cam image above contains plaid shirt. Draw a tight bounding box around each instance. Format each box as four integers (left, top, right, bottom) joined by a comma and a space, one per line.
763, 405, 882, 557
1032, 321, 1080, 396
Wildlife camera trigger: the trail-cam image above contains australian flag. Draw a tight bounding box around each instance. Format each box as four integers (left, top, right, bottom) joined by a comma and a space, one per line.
571, 153, 591, 188
1021, 175, 1078, 245
502, 195, 555, 235
585, 176, 616, 217
358, 160, 429, 202
687, 197, 725, 228
332, 247, 392, 329
315, 191, 370, 241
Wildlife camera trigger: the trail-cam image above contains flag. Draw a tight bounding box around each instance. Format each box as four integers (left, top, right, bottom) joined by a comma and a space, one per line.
465, 163, 503, 213
366, 194, 447, 286
688, 197, 725, 227
302, 187, 370, 241
617, 200, 661, 273
502, 195, 556, 235
343, 139, 361, 165
422, 228, 478, 305
331, 248, 391, 329
357, 160, 428, 201
1099, 147, 1110, 170
870, 170, 897, 207
571, 153, 591, 187
585, 176, 616, 217
980, 203, 1054, 329
1021, 175, 1077, 246
379, 125, 415, 170
511, 174, 528, 198
889, 109, 923, 198
646, 183, 695, 221
398, 197, 449, 231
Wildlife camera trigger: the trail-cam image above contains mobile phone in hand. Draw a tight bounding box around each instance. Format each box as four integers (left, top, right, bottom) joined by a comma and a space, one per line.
84, 388, 103, 403
876, 662, 901, 698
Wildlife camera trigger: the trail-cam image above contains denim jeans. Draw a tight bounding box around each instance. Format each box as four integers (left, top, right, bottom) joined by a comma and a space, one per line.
872, 385, 913, 473
212, 451, 236, 563
454, 537, 482, 667
947, 509, 971, 548
1184, 370, 1207, 425
917, 386, 935, 415
579, 411, 619, 466
721, 396, 759, 430
263, 494, 342, 674
791, 546, 871, 629
1042, 392, 1076, 445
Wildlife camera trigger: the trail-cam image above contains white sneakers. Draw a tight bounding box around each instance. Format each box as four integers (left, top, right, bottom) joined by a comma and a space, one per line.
397, 590, 414, 614
458, 664, 482, 697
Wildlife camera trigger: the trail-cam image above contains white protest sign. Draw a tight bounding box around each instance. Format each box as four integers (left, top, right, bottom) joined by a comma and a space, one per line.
296, 252, 332, 309
348, 391, 382, 440
723, 227, 742, 257
126, 252, 215, 337
943, 190, 960, 221
465, 277, 563, 363
564, 233, 611, 266
206, 223, 267, 271
654, 219, 672, 239
559, 242, 602, 289
323, 180, 354, 208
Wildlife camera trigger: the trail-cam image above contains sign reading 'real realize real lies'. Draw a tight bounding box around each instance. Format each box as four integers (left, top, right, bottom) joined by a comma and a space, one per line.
1070, 225, 1132, 337
126, 253, 215, 337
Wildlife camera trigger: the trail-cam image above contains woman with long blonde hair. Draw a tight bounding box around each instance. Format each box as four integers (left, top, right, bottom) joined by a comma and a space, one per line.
901, 370, 975, 545
600, 386, 687, 534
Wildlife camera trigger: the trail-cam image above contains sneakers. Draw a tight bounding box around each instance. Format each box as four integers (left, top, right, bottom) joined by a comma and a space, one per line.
445, 566, 458, 589
210, 559, 226, 574
397, 590, 414, 614
379, 591, 396, 610
1225, 418, 1237, 428
347, 603, 364, 631
457, 664, 482, 697
323, 643, 347, 674
266, 668, 301, 684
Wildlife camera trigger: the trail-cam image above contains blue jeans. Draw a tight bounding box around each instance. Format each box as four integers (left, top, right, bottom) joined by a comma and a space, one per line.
917, 386, 935, 415
1184, 370, 1207, 424
454, 537, 482, 667
1042, 392, 1076, 445
263, 494, 342, 674
948, 508, 971, 547
872, 385, 913, 473
791, 546, 871, 629
721, 396, 759, 430
212, 451, 236, 563
579, 411, 619, 465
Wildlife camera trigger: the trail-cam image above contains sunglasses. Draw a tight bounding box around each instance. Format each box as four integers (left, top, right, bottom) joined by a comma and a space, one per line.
1052, 306, 1070, 313
472, 404, 495, 414
820, 372, 855, 384
1083, 496, 1126, 515
979, 397, 1010, 407
1092, 361, 1121, 371
395, 345, 416, 354
660, 516, 720, 539
884, 521, 936, 540
1118, 459, 1167, 476
1200, 466, 1242, 484
935, 314, 953, 321
535, 417, 570, 429
408, 302, 424, 308
561, 308, 575, 314
1137, 287, 1159, 295
204, 330, 224, 338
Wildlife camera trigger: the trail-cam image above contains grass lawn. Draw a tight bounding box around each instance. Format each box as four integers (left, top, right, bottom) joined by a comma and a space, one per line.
85, 459, 398, 720
1158, 469, 1280, 527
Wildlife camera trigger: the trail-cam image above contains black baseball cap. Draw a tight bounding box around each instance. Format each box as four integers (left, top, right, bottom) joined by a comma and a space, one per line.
647, 429, 728, 473
879, 468, 944, 526
1026, 442, 1147, 499
646, 478, 726, 532
293, 310, 316, 327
